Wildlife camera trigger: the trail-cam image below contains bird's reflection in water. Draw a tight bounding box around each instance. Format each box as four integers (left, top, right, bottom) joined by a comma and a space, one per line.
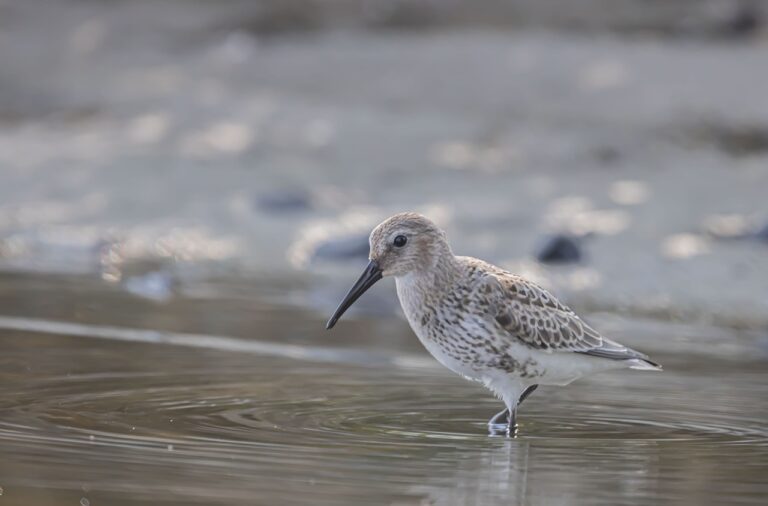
407, 439, 531, 505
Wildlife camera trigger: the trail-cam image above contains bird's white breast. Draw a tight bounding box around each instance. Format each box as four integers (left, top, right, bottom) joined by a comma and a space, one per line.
395, 274, 485, 381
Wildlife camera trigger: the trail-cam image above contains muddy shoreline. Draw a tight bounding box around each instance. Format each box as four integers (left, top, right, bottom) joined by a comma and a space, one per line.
1, 0, 766, 328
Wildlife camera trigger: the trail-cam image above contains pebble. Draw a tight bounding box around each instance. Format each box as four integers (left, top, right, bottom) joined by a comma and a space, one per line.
536, 234, 582, 264
256, 190, 312, 214
754, 223, 768, 243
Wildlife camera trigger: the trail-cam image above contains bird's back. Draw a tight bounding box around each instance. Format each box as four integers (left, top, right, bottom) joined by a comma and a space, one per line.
459, 256, 659, 365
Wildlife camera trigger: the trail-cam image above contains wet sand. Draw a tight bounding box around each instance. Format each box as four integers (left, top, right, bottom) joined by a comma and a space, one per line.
0, 0, 767, 328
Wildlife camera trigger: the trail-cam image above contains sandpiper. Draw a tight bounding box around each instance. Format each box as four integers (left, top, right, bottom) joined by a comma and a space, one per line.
326, 212, 661, 435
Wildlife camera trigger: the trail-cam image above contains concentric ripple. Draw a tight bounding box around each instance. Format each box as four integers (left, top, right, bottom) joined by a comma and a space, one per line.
1, 323, 767, 505
10, 363, 766, 448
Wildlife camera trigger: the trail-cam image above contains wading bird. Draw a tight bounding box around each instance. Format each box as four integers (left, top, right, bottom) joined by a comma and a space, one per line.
326, 213, 661, 436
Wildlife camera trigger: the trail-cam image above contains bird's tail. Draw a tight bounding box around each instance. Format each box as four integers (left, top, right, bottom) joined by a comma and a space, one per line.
627, 358, 663, 371
579, 338, 662, 371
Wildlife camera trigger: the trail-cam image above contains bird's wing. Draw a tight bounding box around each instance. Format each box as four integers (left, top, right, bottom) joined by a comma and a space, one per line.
474, 273, 650, 360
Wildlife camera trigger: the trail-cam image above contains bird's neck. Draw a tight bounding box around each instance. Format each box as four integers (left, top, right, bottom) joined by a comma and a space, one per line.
396, 251, 461, 300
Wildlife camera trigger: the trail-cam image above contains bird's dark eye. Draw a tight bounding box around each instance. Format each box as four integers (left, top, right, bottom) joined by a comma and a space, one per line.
393, 235, 407, 247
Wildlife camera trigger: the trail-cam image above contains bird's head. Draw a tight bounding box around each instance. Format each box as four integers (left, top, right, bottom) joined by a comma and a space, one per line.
325, 212, 450, 329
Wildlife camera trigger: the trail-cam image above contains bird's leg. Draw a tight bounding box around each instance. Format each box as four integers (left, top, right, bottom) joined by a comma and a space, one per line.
488, 407, 520, 437
507, 385, 538, 435
488, 408, 509, 426
488, 385, 539, 437
519, 384, 538, 405
487, 408, 510, 436
506, 407, 518, 437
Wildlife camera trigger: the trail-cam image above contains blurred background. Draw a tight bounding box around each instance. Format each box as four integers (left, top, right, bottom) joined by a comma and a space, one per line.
0, 1, 767, 505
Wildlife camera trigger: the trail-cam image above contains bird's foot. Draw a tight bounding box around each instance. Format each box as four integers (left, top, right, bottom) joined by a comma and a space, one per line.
487, 408, 517, 437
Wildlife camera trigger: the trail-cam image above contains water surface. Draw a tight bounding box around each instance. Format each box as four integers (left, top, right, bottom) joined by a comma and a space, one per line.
0, 274, 766, 505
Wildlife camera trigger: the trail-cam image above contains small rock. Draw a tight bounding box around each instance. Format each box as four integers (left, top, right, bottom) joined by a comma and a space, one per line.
593, 146, 621, 166
535, 235, 582, 264
256, 189, 312, 214
754, 223, 768, 243
311, 234, 370, 264
719, 3, 761, 38
694, 122, 768, 157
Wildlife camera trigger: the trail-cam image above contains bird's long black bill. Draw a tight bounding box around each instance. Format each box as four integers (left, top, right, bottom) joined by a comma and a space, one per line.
326, 260, 383, 329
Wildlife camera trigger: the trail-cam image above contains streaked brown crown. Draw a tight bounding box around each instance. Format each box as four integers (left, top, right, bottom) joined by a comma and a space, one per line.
368, 212, 452, 277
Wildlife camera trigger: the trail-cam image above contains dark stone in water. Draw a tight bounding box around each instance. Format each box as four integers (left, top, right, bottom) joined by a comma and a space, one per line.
694, 123, 768, 158
256, 190, 311, 214
719, 3, 762, 38
536, 235, 582, 264
312, 234, 370, 263
593, 146, 621, 166
755, 223, 768, 243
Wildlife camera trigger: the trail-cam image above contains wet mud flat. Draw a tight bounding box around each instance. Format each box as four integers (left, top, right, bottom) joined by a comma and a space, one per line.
1, 0, 768, 327
0, 274, 766, 505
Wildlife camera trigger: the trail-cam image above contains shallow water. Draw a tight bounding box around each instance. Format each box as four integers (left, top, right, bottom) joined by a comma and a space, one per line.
0, 274, 766, 505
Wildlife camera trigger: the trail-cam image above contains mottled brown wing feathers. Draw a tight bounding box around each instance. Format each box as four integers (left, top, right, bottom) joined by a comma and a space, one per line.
480, 274, 605, 353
